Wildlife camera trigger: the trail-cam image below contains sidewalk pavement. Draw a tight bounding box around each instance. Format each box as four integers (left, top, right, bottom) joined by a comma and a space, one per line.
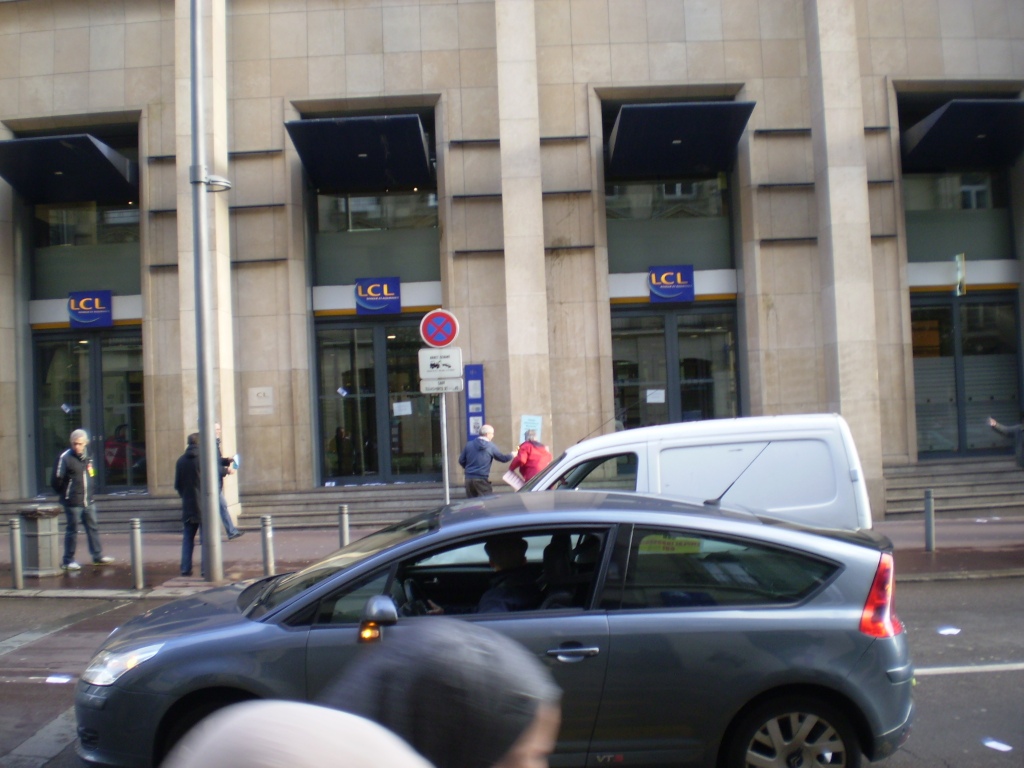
0, 516, 1022, 600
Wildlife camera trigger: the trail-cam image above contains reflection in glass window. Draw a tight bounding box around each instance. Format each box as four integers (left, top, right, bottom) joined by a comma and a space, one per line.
605, 178, 725, 220
903, 172, 1006, 211
317, 192, 438, 232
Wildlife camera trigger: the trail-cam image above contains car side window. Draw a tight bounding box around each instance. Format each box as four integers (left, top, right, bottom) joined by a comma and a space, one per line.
397, 529, 610, 616
607, 527, 838, 610
553, 453, 638, 492
312, 570, 391, 626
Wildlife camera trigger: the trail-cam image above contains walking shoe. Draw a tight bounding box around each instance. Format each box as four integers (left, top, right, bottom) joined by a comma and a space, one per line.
93, 556, 115, 565
61, 561, 81, 571
228, 531, 244, 540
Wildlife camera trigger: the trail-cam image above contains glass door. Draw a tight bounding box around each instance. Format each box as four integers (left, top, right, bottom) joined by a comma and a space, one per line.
912, 294, 1020, 455
385, 325, 442, 477
612, 306, 738, 429
34, 330, 147, 493
318, 328, 378, 480
317, 319, 441, 483
99, 336, 147, 486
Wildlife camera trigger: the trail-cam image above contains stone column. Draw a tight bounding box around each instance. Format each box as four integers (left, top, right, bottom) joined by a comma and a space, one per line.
494, 0, 553, 446
804, 0, 885, 516
0, 122, 18, 500
174, 0, 238, 512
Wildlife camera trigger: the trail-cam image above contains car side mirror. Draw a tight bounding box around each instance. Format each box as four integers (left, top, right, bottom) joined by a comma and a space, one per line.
358, 595, 399, 643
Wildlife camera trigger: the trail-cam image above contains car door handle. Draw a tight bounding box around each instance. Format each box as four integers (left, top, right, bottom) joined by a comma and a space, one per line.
545, 646, 601, 663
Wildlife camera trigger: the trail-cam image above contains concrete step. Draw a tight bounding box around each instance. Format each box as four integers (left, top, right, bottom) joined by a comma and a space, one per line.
884, 458, 1024, 519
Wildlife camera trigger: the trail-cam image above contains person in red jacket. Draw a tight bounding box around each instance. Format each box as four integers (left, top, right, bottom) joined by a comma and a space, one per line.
509, 429, 553, 482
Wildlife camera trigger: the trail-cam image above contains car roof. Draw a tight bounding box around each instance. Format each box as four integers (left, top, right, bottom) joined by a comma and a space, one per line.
563, 413, 844, 456
430, 490, 888, 553
438, 489, 760, 527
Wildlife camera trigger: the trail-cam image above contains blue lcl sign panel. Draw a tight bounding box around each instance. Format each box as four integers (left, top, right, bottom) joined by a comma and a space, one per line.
648, 265, 694, 303
355, 277, 401, 315
68, 290, 113, 328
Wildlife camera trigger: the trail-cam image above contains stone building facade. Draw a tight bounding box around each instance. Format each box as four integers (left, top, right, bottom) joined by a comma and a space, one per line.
1, 0, 1022, 520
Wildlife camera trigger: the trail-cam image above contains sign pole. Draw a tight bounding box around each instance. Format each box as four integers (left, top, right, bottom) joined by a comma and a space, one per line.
440, 394, 450, 505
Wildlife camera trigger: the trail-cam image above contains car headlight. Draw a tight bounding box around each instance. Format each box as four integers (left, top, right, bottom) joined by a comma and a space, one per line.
81, 643, 164, 686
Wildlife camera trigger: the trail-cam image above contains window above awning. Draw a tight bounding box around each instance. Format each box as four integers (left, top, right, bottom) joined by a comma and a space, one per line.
0, 134, 138, 203
285, 115, 433, 194
606, 101, 755, 180
901, 99, 1024, 172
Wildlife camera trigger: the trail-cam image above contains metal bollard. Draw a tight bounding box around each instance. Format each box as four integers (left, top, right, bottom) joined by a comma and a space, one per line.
130, 518, 145, 590
338, 504, 350, 548
261, 515, 275, 577
924, 488, 936, 552
9, 518, 23, 590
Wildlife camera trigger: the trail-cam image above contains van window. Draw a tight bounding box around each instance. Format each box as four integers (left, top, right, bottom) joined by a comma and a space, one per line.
550, 453, 639, 492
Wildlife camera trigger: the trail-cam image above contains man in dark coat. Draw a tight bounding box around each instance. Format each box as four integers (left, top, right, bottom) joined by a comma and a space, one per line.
458, 424, 514, 497
175, 433, 203, 577
51, 429, 113, 571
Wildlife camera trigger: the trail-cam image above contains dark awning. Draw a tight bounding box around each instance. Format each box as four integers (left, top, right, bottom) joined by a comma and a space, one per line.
285, 115, 433, 194
902, 99, 1024, 172
0, 134, 138, 203
607, 101, 755, 180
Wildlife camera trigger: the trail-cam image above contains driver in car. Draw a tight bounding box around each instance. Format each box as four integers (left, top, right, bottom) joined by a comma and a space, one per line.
427, 535, 542, 615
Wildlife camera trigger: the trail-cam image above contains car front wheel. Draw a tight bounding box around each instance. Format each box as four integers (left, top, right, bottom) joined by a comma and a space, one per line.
721, 695, 862, 768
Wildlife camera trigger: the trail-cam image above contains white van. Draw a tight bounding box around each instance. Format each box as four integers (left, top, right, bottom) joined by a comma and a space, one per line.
520, 413, 872, 531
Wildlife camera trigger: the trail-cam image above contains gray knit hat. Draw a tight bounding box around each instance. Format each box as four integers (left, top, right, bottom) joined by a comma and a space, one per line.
318, 618, 561, 768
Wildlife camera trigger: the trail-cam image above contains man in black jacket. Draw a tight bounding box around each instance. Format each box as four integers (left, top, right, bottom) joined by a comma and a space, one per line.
174, 433, 203, 577
51, 429, 114, 571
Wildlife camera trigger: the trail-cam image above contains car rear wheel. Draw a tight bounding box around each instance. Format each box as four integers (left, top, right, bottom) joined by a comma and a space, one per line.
722, 695, 862, 768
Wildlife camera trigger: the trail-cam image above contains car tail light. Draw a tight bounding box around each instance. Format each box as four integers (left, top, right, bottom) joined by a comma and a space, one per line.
859, 552, 904, 638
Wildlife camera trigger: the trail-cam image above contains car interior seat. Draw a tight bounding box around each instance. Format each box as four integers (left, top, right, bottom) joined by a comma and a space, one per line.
538, 533, 575, 609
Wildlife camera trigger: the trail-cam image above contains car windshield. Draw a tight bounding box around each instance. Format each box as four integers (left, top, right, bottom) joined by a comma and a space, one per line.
518, 451, 567, 491
243, 510, 439, 616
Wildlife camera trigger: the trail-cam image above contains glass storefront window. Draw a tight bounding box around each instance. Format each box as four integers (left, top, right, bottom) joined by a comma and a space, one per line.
317, 192, 437, 233
605, 177, 726, 220
32, 201, 141, 299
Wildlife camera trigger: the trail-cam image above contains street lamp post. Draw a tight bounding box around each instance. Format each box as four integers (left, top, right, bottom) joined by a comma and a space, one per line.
190, 0, 231, 582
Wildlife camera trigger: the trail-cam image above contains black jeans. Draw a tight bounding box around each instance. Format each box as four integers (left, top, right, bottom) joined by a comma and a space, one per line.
465, 478, 493, 497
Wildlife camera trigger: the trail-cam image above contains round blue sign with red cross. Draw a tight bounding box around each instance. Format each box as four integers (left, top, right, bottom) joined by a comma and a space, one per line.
420, 309, 460, 348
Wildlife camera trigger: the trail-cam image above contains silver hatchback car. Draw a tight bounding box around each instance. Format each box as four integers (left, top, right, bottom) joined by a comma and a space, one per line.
76, 492, 913, 768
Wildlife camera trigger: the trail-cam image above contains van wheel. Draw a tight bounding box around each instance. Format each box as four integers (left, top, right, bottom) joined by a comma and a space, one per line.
721, 695, 861, 768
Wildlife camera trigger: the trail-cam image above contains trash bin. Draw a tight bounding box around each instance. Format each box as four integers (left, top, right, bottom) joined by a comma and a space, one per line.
19, 504, 63, 577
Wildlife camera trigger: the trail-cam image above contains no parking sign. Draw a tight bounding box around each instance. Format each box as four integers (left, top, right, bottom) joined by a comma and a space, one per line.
419, 309, 460, 348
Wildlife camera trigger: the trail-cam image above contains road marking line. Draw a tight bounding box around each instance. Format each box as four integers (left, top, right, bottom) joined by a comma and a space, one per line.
0, 601, 128, 658
0, 706, 77, 767
915, 661, 1024, 676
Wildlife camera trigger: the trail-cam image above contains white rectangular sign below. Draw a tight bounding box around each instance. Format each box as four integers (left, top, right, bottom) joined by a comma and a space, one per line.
419, 346, 463, 379
420, 377, 465, 394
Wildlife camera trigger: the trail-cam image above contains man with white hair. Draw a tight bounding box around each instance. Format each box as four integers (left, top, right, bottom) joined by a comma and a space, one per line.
458, 424, 514, 498
51, 429, 114, 571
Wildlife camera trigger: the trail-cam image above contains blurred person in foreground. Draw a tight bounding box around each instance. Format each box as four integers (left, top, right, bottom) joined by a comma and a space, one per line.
162, 700, 433, 768
318, 617, 561, 768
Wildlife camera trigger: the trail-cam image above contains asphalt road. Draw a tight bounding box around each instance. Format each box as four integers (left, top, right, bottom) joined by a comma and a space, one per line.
0, 577, 1021, 767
